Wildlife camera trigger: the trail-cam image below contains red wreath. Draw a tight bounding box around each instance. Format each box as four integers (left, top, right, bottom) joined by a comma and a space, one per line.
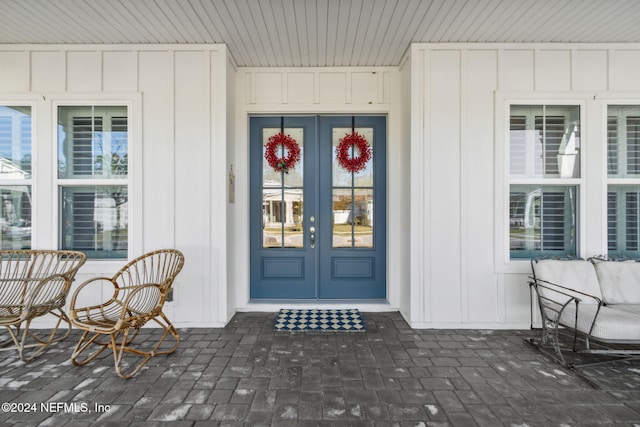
336, 132, 372, 173
264, 132, 301, 174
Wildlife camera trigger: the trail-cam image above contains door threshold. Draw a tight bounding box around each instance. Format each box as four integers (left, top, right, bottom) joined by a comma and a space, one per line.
242, 299, 392, 312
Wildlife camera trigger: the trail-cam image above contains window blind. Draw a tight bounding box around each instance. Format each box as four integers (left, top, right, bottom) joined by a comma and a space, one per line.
66, 191, 96, 251
608, 191, 618, 252
627, 117, 640, 175
626, 191, 639, 251
608, 117, 619, 176
0, 117, 11, 159
72, 117, 102, 176
541, 191, 570, 251
535, 115, 565, 177
509, 116, 527, 175
606, 186, 640, 255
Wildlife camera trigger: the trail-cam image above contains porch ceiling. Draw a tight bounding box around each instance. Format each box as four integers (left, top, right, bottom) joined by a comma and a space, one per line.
1, 0, 640, 67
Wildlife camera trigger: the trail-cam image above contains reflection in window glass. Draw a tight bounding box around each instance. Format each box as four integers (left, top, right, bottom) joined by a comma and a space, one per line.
0, 186, 31, 249
608, 105, 640, 178
332, 128, 373, 187
509, 185, 577, 258
332, 127, 374, 248
262, 189, 304, 248
262, 128, 304, 248
509, 105, 580, 260
58, 106, 129, 259
510, 105, 580, 179
608, 186, 640, 258
60, 186, 128, 259
607, 105, 640, 258
0, 106, 32, 179
58, 106, 128, 179
333, 189, 373, 248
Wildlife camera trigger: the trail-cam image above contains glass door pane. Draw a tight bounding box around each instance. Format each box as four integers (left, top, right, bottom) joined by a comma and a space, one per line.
262, 127, 304, 248
331, 127, 374, 248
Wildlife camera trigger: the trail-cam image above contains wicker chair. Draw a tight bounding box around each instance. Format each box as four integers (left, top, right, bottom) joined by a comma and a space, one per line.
69, 249, 184, 379
0, 250, 87, 361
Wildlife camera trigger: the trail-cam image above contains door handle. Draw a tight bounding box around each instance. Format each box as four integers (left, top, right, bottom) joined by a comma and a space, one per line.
309, 226, 316, 249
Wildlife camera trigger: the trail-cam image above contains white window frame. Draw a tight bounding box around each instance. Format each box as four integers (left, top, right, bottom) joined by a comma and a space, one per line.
495, 94, 587, 274
51, 95, 142, 262
604, 101, 640, 257
0, 98, 37, 248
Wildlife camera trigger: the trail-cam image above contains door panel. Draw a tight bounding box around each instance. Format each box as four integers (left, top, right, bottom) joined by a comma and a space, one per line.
318, 116, 386, 299
250, 116, 386, 299
250, 117, 316, 298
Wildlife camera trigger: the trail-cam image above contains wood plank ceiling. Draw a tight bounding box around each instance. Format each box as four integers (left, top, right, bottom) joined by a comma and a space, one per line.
1, 0, 640, 67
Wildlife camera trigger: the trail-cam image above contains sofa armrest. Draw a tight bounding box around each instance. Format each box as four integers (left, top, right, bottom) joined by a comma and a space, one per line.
530, 277, 604, 341
530, 277, 602, 305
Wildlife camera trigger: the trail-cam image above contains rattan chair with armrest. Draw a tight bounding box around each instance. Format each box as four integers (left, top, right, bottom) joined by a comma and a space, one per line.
0, 250, 87, 361
69, 249, 184, 379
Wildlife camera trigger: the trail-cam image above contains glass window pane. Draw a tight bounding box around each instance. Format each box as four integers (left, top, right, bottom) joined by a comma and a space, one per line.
0, 186, 31, 249
58, 106, 128, 179
0, 106, 32, 179
262, 188, 303, 248
333, 189, 373, 248
262, 126, 305, 249
332, 127, 373, 186
333, 189, 353, 248
353, 189, 373, 248
607, 105, 640, 178
262, 127, 304, 187
60, 186, 127, 259
510, 105, 580, 179
509, 185, 577, 258
608, 185, 640, 257
262, 128, 282, 188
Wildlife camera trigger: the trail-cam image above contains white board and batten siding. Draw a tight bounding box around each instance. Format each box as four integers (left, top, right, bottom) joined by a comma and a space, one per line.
3, 42, 640, 330
232, 67, 409, 315
408, 43, 640, 329
0, 45, 232, 327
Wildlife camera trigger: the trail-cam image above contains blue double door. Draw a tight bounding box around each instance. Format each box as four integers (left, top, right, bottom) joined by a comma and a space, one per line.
250, 116, 386, 299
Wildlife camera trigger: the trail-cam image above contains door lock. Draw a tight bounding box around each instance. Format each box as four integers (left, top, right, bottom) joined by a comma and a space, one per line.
309, 226, 316, 248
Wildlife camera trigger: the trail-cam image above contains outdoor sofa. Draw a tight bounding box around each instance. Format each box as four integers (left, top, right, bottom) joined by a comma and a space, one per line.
529, 256, 640, 368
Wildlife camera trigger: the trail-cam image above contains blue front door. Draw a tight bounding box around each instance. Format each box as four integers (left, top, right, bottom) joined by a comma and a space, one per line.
250, 116, 386, 299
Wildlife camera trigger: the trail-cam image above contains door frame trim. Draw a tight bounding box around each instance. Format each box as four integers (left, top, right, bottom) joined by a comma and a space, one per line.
248, 114, 388, 301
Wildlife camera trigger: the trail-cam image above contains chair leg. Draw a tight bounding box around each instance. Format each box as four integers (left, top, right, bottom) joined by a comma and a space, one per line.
71, 330, 110, 366
22, 309, 72, 361
111, 317, 179, 379
0, 324, 24, 360
112, 328, 152, 379
150, 312, 180, 356
1, 310, 72, 362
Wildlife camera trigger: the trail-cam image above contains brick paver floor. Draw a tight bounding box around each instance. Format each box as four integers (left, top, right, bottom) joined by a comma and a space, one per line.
1, 311, 640, 426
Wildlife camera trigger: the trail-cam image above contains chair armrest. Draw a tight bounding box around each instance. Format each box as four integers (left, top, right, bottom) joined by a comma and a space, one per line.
69, 277, 118, 310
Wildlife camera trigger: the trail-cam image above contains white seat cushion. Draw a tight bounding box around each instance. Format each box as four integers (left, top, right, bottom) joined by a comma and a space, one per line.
560, 304, 640, 341
591, 259, 640, 304
533, 259, 602, 304
610, 304, 640, 315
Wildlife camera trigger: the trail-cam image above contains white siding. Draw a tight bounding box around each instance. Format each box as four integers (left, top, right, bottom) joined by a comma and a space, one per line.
4, 41, 640, 330
0, 44, 231, 327
225, 55, 237, 323
462, 50, 499, 324
398, 55, 412, 322
234, 67, 406, 313
409, 43, 640, 328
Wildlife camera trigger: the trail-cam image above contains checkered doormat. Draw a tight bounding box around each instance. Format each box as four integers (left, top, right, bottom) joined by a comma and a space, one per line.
274, 309, 366, 332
